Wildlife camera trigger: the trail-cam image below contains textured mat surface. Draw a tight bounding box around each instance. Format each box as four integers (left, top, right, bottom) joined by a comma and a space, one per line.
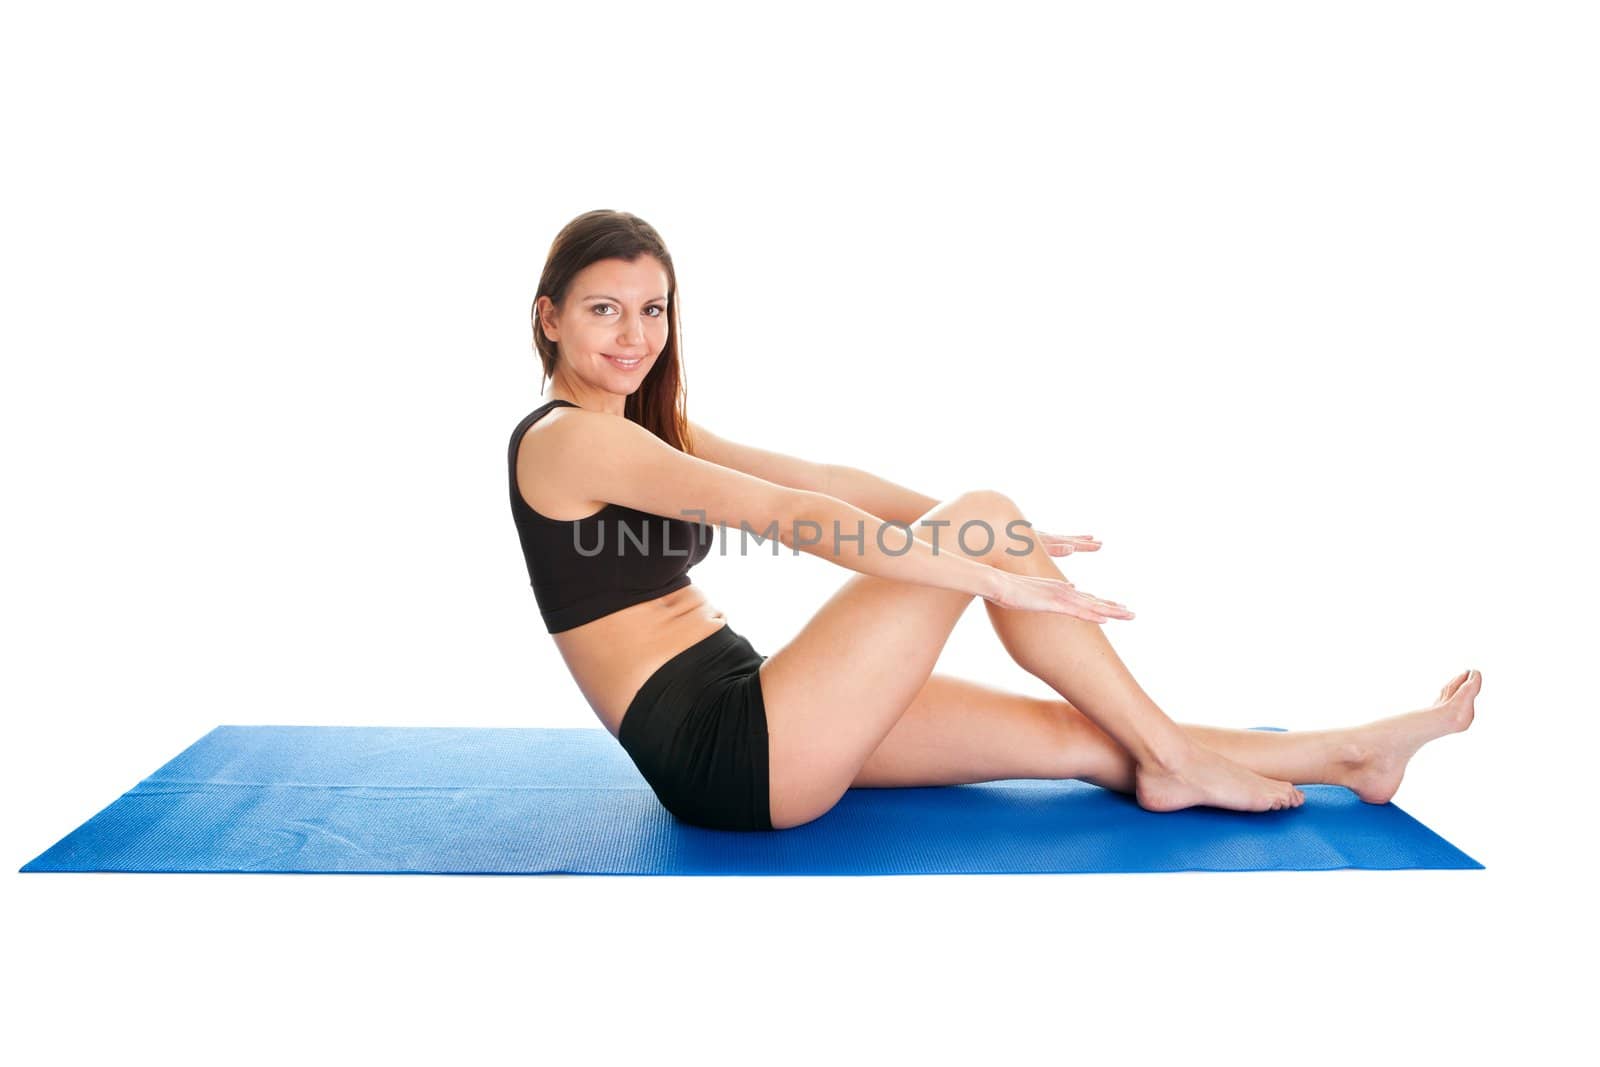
20, 725, 1483, 875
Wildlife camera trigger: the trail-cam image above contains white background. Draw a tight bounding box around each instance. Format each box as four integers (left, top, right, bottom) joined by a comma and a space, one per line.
4, 0, 1595, 1061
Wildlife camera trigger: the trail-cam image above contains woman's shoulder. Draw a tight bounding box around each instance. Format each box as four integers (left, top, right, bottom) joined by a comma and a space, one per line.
511, 401, 610, 521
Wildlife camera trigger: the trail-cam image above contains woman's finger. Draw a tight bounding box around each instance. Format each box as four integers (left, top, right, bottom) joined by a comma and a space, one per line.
1037, 535, 1099, 557
1075, 592, 1133, 618
1041, 536, 1101, 554
1059, 592, 1105, 619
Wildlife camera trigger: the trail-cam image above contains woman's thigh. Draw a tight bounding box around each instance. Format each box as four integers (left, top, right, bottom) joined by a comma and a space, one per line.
758, 489, 1015, 829
850, 672, 1100, 788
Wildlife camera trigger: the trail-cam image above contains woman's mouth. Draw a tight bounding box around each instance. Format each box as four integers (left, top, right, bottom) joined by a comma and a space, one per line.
604, 354, 644, 370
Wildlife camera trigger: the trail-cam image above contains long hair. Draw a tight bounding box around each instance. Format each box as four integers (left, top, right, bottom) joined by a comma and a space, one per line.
531, 210, 695, 455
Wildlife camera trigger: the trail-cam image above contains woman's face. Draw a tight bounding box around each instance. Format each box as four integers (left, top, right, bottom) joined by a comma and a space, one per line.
539, 255, 671, 393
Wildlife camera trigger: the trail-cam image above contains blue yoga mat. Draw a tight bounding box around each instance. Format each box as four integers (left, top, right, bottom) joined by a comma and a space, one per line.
20, 724, 1482, 875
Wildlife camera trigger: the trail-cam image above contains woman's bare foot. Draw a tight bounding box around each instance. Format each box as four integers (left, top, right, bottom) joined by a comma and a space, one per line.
1336, 668, 1481, 804
1135, 744, 1306, 813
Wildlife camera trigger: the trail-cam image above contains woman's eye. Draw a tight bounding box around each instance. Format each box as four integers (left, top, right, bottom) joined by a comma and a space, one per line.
593, 304, 665, 317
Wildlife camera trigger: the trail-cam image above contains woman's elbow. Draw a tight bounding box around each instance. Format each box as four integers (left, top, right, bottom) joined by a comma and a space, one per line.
776, 488, 833, 549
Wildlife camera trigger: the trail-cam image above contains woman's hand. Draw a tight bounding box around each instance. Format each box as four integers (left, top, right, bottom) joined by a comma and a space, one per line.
979, 570, 1134, 622
1033, 531, 1102, 556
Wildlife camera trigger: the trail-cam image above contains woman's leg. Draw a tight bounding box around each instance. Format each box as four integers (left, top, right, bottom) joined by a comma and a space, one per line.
853, 669, 1479, 807
967, 492, 1479, 807
1170, 667, 1479, 803
962, 490, 1327, 813
760, 491, 1004, 828
759, 490, 1301, 829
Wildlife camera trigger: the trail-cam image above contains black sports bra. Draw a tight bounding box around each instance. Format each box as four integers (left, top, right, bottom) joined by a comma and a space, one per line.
507, 399, 714, 633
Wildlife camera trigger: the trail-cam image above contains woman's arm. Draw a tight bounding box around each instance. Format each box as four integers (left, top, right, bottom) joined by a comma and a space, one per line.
539, 409, 1002, 599
822, 464, 941, 527
688, 420, 940, 525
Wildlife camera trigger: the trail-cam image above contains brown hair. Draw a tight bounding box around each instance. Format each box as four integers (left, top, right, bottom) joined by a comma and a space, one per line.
531, 209, 695, 454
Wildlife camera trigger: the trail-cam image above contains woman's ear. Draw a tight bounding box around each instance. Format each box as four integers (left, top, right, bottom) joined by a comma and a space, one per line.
534, 295, 559, 344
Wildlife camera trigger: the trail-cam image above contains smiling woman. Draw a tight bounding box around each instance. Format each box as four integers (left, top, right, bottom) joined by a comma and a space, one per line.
527, 220, 688, 449
509, 208, 1479, 833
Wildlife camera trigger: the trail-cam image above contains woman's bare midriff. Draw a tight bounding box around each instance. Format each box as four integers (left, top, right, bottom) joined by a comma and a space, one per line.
551, 583, 729, 739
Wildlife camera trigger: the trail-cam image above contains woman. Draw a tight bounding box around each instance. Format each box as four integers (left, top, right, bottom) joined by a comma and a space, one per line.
508, 209, 1480, 832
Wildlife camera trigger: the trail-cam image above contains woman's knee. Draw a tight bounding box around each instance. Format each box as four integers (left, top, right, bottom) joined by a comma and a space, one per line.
949, 488, 1019, 518
933, 489, 1023, 560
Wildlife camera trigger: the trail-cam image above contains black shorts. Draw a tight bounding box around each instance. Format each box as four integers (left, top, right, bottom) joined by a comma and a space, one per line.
617, 623, 773, 831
